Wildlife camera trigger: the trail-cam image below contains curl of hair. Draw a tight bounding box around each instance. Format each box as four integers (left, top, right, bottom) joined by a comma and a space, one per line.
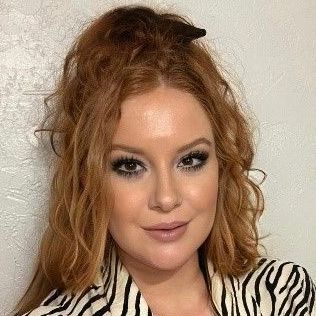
13, 4, 268, 314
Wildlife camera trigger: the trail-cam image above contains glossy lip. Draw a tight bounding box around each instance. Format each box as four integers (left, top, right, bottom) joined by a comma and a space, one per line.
144, 222, 189, 242
143, 221, 188, 230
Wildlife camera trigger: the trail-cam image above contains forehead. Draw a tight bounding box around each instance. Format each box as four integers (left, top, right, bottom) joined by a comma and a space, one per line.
113, 86, 214, 144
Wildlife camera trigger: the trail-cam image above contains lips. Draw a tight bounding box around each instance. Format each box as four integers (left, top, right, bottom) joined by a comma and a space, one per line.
144, 221, 188, 230
143, 221, 189, 242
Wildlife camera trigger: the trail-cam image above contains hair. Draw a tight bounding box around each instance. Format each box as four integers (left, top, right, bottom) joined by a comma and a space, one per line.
13, 4, 268, 315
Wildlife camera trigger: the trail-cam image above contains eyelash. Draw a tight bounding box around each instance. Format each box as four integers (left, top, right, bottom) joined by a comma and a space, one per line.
110, 150, 209, 179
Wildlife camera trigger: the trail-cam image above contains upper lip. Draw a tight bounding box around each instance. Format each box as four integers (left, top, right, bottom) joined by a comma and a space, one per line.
144, 221, 188, 230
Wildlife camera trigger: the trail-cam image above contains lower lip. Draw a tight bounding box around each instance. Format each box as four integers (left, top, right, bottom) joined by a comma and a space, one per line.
144, 223, 188, 242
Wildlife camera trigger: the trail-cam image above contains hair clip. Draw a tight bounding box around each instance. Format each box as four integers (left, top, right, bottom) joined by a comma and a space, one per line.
167, 20, 206, 43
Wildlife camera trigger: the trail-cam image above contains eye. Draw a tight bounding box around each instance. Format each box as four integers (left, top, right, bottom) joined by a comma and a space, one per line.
110, 150, 209, 179
110, 155, 144, 178
178, 150, 209, 171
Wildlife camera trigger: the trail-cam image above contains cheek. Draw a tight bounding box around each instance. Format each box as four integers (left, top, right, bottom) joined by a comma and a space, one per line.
191, 179, 218, 236
186, 169, 219, 212
108, 185, 145, 248
108, 183, 144, 229
206, 180, 218, 208
192, 187, 217, 222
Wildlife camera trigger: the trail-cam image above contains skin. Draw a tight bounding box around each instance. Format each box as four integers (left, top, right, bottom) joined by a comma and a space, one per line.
108, 85, 218, 315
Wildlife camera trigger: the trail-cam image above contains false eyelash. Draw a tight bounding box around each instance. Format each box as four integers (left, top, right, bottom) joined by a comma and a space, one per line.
111, 154, 143, 170
179, 150, 209, 172
111, 149, 209, 179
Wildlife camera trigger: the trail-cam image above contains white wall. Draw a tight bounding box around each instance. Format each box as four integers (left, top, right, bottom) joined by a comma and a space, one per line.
1, 0, 315, 314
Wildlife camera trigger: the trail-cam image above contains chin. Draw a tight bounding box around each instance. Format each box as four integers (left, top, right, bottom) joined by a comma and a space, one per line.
142, 245, 199, 271
147, 259, 188, 271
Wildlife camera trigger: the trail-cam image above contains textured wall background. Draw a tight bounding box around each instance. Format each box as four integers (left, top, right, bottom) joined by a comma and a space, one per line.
1, 0, 315, 314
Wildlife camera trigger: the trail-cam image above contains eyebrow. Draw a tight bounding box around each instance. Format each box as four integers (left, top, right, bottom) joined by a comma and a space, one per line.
111, 137, 212, 155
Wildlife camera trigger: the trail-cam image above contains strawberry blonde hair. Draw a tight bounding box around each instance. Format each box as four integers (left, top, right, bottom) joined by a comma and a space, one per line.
14, 4, 267, 314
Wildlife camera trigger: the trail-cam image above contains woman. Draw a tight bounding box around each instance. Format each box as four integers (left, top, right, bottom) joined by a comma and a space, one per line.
13, 4, 315, 316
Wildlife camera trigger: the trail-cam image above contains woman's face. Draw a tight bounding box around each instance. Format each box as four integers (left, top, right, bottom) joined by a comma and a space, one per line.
108, 85, 218, 271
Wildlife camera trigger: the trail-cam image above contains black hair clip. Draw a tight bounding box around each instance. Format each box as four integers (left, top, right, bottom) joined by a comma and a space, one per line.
167, 20, 206, 44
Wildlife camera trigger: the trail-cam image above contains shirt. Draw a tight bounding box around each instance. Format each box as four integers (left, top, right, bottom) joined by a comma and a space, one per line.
22, 245, 316, 315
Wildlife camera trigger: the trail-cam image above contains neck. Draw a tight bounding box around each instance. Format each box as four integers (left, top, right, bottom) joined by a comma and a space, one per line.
116, 246, 211, 315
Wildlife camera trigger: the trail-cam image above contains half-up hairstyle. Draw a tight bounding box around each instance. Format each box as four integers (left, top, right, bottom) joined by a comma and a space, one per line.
13, 4, 267, 314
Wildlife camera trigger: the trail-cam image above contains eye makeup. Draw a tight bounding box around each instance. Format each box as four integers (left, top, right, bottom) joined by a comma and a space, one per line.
110, 149, 209, 179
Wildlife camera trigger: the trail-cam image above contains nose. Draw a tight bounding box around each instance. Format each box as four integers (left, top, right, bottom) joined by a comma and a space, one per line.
148, 167, 182, 212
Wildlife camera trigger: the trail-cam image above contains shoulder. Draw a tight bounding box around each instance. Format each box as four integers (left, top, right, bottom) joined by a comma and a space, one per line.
245, 257, 315, 290
21, 284, 111, 316
235, 257, 316, 315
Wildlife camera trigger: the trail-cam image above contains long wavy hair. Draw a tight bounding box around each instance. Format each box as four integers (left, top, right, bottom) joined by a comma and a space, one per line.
13, 4, 267, 315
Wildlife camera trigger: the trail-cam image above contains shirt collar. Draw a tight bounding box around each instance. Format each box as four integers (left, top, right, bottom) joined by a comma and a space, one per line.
93, 244, 218, 314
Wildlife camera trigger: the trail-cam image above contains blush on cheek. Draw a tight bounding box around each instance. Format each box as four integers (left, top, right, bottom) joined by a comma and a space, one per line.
190, 179, 218, 209
208, 178, 219, 203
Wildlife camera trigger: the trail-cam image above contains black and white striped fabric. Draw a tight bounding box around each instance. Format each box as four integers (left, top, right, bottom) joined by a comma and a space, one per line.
22, 245, 316, 315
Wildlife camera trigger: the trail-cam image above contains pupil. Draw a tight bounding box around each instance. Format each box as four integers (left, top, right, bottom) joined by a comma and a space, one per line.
183, 157, 192, 165
126, 162, 136, 170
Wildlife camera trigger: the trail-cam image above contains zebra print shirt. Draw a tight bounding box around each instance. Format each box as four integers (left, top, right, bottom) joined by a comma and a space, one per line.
22, 245, 316, 316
